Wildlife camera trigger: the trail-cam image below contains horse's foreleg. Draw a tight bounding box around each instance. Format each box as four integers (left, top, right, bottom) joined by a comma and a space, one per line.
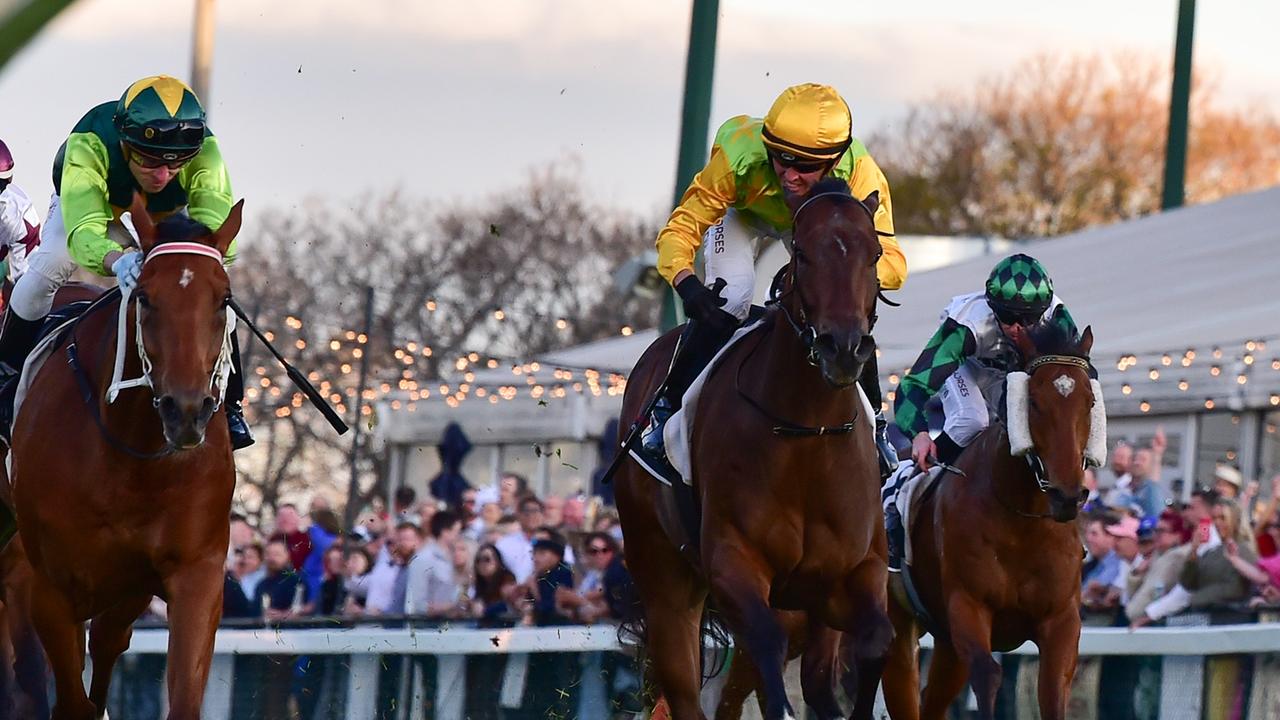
878, 598, 921, 720
624, 517, 708, 720
713, 648, 761, 720
1034, 610, 1081, 720
836, 558, 893, 720
918, 640, 969, 720
161, 559, 224, 720
3, 540, 49, 719
707, 544, 795, 720
29, 574, 94, 720
942, 593, 1000, 720
87, 595, 151, 713
799, 623, 844, 720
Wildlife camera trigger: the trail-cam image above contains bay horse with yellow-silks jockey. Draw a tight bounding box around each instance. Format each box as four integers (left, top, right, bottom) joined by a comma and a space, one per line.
7, 195, 242, 719
870, 321, 1102, 720
615, 179, 894, 720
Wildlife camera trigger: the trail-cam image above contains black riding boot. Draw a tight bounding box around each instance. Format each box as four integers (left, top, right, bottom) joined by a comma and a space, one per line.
225, 331, 254, 450
858, 353, 899, 480
632, 320, 735, 483
0, 312, 45, 443
0, 311, 43, 379
884, 499, 905, 572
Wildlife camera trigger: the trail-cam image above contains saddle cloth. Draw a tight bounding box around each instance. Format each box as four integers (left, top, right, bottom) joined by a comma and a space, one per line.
663, 317, 766, 485
882, 461, 947, 568
13, 302, 92, 423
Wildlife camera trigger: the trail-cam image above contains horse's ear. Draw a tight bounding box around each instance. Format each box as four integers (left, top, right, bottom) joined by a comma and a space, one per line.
1078, 325, 1094, 357
211, 200, 244, 256
129, 193, 157, 253
861, 190, 880, 216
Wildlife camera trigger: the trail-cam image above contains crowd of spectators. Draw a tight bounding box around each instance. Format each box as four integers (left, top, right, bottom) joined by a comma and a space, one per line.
217, 471, 638, 718
1079, 428, 1280, 623
1069, 427, 1280, 720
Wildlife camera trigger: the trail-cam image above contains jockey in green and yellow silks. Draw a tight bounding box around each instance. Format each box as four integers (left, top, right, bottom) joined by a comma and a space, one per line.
629, 83, 908, 486
0, 75, 252, 449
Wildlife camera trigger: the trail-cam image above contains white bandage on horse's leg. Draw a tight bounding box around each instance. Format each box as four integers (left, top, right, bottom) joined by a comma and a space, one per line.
1005, 371, 1033, 456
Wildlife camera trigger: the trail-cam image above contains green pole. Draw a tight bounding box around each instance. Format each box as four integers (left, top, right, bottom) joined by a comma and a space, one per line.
1161, 0, 1196, 210
662, 0, 720, 331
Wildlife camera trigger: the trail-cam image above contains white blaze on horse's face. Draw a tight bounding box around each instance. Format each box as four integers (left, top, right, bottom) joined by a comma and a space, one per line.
179, 268, 194, 288
1052, 374, 1076, 398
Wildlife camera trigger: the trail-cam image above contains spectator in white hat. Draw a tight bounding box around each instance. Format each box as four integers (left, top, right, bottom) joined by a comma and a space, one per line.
1214, 465, 1243, 501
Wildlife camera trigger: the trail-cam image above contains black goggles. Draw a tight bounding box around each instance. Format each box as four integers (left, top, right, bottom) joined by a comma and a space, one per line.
768, 149, 830, 174
992, 305, 1042, 327
134, 119, 205, 155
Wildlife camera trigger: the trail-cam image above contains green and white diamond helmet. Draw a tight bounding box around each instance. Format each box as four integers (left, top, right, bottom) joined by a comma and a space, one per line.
985, 253, 1054, 325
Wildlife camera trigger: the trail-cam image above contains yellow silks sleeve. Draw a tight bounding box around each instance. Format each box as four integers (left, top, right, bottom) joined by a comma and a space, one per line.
655, 146, 738, 286
847, 155, 907, 291
179, 136, 237, 263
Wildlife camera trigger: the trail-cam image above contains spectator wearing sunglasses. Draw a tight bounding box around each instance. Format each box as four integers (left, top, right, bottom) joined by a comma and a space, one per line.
636, 83, 907, 489
559, 532, 618, 624
0, 75, 251, 451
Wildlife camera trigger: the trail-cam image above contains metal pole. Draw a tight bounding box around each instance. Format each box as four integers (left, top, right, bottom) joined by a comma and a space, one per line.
191, 0, 216, 109
1161, 0, 1196, 210
661, 0, 720, 331
343, 286, 375, 532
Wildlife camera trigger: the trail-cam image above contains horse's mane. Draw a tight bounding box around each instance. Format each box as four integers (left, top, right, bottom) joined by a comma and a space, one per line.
805, 177, 852, 199
153, 214, 214, 246
1026, 309, 1086, 359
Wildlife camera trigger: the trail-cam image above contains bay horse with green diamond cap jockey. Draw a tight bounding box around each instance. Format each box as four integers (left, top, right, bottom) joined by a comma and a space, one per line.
617, 83, 906, 720
0, 74, 252, 455
875, 253, 1101, 719
11, 193, 244, 719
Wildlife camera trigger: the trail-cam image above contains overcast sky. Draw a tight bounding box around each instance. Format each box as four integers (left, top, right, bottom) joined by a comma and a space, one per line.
1, 0, 1276, 226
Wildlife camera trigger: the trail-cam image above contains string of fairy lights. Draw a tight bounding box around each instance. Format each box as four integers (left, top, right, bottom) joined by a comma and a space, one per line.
240, 305, 639, 420
242, 296, 1280, 423
878, 334, 1280, 415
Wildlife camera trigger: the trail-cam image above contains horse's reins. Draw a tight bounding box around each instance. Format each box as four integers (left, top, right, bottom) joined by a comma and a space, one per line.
999, 354, 1092, 520
734, 191, 894, 436
65, 242, 235, 460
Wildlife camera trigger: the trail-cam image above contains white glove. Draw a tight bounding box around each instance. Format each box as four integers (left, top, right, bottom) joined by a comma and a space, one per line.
112, 252, 144, 292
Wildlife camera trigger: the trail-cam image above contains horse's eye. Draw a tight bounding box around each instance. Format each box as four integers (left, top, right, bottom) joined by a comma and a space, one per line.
221, 295, 232, 308
136, 293, 151, 309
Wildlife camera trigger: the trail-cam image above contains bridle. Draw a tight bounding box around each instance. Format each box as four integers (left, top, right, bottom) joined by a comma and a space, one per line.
735, 191, 892, 436
773, 191, 893, 367
66, 241, 236, 460
1003, 354, 1092, 520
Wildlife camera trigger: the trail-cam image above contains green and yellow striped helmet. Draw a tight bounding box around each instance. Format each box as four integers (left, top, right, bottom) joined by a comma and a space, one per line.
985, 254, 1054, 323
113, 75, 206, 161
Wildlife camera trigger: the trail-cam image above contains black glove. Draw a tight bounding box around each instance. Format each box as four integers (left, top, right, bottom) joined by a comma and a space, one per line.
675, 276, 739, 337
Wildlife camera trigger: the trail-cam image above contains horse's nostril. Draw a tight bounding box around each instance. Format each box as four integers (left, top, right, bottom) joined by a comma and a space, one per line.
814, 333, 839, 357
854, 333, 876, 362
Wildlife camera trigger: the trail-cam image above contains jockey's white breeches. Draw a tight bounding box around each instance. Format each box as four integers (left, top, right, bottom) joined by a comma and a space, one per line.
10, 194, 137, 321
926, 361, 993, 449
701, 209, 789, 321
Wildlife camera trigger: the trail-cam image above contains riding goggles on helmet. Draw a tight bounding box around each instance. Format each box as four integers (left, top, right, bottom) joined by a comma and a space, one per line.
126, 118, 205, 157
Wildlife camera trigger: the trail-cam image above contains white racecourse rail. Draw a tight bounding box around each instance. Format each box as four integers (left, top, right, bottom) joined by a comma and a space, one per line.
117, 622, 1280, 719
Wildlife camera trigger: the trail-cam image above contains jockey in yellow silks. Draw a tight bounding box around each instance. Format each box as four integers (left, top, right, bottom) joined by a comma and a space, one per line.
630, 83, 908, 485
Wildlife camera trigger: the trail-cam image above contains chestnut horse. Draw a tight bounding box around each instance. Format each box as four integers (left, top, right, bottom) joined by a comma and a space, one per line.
10, 196, 242, 719
616, 179, 893, 720
874, 322, 1099, 720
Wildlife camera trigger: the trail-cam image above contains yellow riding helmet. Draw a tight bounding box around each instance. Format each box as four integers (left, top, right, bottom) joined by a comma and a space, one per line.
762, 83, 852, 163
